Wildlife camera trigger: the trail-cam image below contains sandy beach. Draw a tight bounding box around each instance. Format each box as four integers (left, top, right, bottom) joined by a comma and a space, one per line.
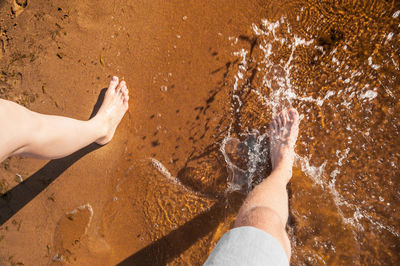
1, 0, 399, 265
0, 0, 265, 264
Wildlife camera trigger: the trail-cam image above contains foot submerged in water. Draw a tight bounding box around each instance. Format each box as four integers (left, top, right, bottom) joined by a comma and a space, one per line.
269, 108, 299, 181
95, 76, 129, 145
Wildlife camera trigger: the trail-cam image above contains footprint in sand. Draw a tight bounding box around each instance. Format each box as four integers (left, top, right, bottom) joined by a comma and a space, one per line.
11, 0, 27, 17
50, 204, 93, 265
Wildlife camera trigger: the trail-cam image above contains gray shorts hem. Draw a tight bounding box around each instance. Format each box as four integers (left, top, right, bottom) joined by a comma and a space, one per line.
204, 226, 289, 266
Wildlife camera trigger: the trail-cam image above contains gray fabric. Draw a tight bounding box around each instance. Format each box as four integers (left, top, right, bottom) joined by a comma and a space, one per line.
204, 226, 289, 266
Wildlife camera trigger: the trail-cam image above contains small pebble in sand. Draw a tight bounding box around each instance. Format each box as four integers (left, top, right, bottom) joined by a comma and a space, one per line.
15, 174, 23, 183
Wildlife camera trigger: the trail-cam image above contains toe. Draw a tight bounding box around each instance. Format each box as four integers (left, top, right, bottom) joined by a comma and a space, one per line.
108, 76, 119, 92
275, 117, 280, 130
123, 94, 129, 109
281, 110, 287, 126
270, 120, 276, 131
117, 80, 126, 94
288, 108, 299, 123
122, 86, 128, 96
285, 111, 290, 123
277, 112, 283, 128
121, 87, 128, 101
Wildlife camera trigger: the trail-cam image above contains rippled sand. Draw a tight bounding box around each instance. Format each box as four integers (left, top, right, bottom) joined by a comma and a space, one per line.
0, 0, 399, 265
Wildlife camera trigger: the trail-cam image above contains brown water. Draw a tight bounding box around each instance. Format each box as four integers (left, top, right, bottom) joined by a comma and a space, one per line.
0, 0, 399, 265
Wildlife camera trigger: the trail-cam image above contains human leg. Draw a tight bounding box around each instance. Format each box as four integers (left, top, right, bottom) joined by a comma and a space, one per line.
0, 76, 129, 162
234, 108, 299, 260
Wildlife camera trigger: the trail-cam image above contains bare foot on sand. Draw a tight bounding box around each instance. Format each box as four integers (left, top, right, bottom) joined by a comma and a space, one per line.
269, 108, 299, 181
95, 76, 129, 145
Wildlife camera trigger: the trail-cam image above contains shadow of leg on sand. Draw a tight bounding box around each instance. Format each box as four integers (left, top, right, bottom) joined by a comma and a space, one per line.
117, 202, 230, 266
0, 88, 108, 225
118, 190, 248, 266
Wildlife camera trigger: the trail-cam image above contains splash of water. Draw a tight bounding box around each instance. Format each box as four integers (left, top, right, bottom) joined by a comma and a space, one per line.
220, 131, 269, 194
223, 16, 400, 243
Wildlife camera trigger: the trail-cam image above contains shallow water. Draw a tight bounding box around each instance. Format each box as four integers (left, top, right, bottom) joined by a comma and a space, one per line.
110, 0, 400, 264
220, 1, 400, 264
0, 0, 399, 265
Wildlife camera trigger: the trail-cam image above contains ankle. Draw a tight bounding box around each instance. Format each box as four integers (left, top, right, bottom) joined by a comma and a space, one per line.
269, 166, 292, 185
89, 116, 108, 141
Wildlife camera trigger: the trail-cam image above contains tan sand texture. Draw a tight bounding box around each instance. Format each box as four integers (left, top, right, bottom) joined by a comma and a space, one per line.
1, 0, 400, 265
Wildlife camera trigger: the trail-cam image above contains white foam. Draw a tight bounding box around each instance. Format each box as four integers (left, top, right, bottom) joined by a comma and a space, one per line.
226, 16, 399, 244
296, 155, 326, 186
359, 90, 378, 100
150, 158, 175, 182
149, 158, 207, 197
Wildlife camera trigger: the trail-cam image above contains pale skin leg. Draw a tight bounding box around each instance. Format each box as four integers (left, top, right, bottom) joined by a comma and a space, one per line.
0, 76, 129, 163
234, 108, 299, 261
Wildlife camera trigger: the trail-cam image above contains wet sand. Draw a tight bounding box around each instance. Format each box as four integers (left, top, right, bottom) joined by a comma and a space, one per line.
1, 0, 400, 265
0, 0, 264, 264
